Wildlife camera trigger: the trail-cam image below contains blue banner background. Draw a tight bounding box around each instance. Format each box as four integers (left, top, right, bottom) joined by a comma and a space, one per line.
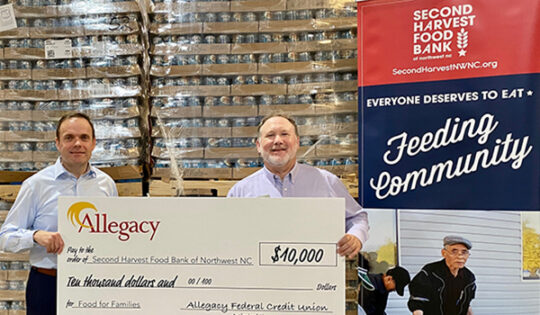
359, 74, 540, 210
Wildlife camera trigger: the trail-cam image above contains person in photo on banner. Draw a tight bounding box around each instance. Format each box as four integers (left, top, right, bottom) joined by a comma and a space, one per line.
0, 113, 117, 315
227, 114, 369, 258
357, 256, 411, 315
408, 235, 476, 315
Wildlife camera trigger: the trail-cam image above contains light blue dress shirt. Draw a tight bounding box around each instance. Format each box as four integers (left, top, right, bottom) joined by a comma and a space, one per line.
227, 163, 369, 244
0, 158, 118, 268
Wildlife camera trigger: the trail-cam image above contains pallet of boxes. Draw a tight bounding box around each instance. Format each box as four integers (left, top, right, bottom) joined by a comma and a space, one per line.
0, 0, 147, 311
145, 0, 359, 311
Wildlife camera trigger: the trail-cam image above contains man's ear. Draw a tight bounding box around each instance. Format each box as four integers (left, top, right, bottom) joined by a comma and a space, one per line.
256, 138, 261, 154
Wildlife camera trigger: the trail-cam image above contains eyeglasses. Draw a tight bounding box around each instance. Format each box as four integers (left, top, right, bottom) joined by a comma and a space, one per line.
445, 248, 470, 256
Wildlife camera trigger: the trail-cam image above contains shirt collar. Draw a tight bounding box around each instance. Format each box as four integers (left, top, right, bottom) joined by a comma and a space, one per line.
262, 162, 299, 184
54, 158, 96, 180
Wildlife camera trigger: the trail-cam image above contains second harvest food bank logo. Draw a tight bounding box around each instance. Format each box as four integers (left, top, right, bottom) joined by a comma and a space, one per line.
67, 202, 160, 241
412, 4, 476, 60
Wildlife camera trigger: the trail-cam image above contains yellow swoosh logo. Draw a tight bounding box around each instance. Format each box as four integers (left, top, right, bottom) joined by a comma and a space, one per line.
67, 202, 97, 228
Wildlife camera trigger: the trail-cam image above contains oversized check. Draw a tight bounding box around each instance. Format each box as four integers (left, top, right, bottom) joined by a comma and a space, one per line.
58, 197, 346, 314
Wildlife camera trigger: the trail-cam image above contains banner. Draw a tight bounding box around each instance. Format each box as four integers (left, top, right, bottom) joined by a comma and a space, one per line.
357, 0, 540, 209
57, 197, 345, 314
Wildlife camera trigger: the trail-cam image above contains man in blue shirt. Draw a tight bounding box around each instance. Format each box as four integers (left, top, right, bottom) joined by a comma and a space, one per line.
0, 113, 117, 315
228, 114, 368, 258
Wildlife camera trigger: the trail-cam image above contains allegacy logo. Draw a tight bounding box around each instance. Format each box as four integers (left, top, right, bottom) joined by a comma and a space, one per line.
68, 202, 160, 241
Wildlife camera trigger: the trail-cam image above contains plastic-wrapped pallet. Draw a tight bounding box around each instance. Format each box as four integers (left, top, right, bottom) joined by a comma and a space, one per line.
0, 0, 147, 173
147, 0, 359, 185
0, 0, 147, 310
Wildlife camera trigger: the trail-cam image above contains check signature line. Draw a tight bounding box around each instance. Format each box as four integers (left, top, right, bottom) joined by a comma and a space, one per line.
174, 286, 313, 291
179, 309, 332, 314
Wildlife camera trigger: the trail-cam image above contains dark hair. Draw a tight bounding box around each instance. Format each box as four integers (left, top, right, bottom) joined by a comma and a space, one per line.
257, 114, 299, 138
56, 113, 95, 140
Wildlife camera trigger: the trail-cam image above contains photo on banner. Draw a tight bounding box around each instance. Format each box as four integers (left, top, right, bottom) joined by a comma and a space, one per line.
361, 209, 397, 274
522, 211, 540, 281
357, 0, 540, 210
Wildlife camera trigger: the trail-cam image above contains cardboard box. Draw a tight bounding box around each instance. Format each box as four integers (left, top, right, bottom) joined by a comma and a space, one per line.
151, 168, 233, 181
28, 26, 84, 38
83, 21, 139, 36
203, 63, 257, 75
96, 106, 140, 119
150, 64, 202, 77
259, 104, 316, 116
288, 38, 356, 52
116, 180, 143, 197
316, 144, 358, 157
57, 88, 90, 100
231, 84, 286, 95
95, 127, 141, 139
0, 184, 22, 202
152, 2, 198, 13
296, 146, 317, 157
0, 69, 31, 80
287, 0, 356, 10
153, 43, 230, 55
202, 105, 258, 118
298, 122, 357, 136
32, 110, 72, 121
151, 85, 230, 97
153, 126, 232, 138
205, 147, 259, 158
195, 1, 231, 12
260, 17, 356, 32
92, 147, 140, 161
231, 0, 286, 11
0, 171, 33, 184
3, 47, 44, 59
232, 167, 261, 179
232, 126, 257, 137
203, 22, 258, 34
0, 289, 25, 301
32, 68, 86, 80
76, 44, 143, 58
32, 151, 59, 162
151, 106, 203, 119
0, 152, 31, 162
149, 23, 203, 35
0, 27, 29, 38
151, 146, 204, 159
100, 165, 143, 180
108, 85, 142, 98
86, 65, 141, 78
0, 131, 55, 142
6, 270, 29, 281
258, 61, 316, 75
287, 79, 357, 94
231, 42, 287, 54
153, 1, 230, 13
318, 164, 358, 177
314, 100, 357, 114
3, 89, 56, 100
0, 110, 32, 121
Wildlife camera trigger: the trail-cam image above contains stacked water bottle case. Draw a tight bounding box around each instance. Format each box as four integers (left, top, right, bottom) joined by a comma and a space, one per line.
0, 202, 27, 315
0, 0, 146, 311
0, 0, 145, 172
148, 0, 359, 180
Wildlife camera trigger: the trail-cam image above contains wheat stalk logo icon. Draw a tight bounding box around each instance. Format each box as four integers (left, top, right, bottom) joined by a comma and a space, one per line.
457, 28, 468, 56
